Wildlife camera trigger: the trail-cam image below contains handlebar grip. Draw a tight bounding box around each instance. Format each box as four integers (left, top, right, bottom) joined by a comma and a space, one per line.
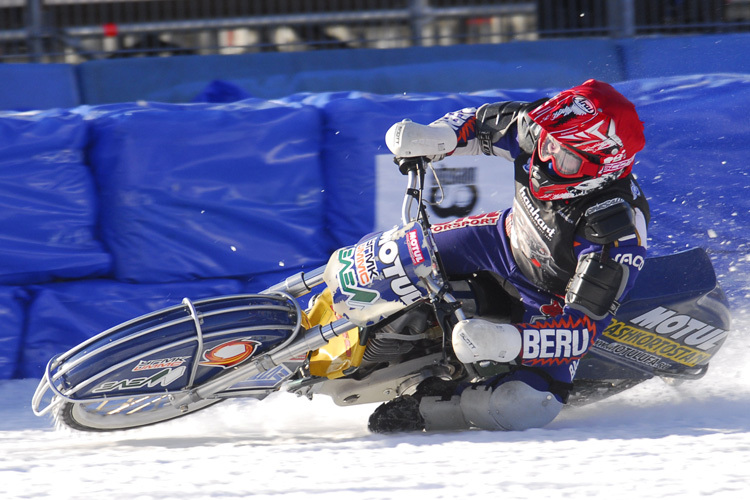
395, 156, 426, 175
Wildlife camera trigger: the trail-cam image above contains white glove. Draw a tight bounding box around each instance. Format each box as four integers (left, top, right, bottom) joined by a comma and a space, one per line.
385, 119, 458, 159
452, 319, 522, 364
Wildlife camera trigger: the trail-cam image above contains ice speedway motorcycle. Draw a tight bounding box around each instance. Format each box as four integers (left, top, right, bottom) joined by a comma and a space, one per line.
33, 157, 732, 432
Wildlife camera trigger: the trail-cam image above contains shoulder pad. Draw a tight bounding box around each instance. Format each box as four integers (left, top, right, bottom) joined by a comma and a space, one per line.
580, 198, 636, 244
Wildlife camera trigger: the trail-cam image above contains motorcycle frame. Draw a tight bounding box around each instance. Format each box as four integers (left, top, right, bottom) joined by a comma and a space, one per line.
33, 158, 468, 417
31, 292, 354, 416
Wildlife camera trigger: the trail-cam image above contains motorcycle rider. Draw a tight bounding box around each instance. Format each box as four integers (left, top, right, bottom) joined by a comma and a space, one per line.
369, 79, 650, 433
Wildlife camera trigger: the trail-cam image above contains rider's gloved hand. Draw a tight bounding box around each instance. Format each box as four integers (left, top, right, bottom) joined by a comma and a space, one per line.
385, 119, 458, 161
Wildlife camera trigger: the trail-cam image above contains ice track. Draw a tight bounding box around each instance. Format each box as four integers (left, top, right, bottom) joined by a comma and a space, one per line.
2, 311, 749, 500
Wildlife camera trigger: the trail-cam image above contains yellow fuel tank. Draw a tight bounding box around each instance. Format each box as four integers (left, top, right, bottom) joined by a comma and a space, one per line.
306, 289, 366, 379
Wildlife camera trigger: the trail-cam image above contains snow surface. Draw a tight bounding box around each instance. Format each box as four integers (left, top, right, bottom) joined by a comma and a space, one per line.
2, 308, 749, 499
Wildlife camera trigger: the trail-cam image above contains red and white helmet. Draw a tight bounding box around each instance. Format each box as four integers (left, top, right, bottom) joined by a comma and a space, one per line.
527, 79, 645, 200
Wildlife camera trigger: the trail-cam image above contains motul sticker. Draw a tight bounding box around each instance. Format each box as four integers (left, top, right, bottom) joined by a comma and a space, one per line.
377, 237, 422, 306
406, 229, 425, 265
628, 306, 728, 351
593, 338, 672, 371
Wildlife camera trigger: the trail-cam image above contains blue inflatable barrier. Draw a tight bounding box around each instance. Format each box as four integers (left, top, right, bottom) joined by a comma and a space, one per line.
301, 88, 549, 247
0, 287, 27, 379
0, 109, 111, 285
19, 279, 250, 379
85, 100, 330, 283
1, 74, 750, 380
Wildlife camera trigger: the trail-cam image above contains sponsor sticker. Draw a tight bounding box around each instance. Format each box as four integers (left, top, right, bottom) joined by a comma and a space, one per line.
628, 306, 728, 351
603, 318, 712, 367
354, 237, 379, 286
132, 357, 190, 372
517, 188, 556, 240
93, 366, 186, 393
377, 235, 423, 306
521, 316, 596, 365
406, 229, 425, 265
573, 95, 596, 114
432, 211, 502, 233
336, 247, 380, 309
199, 339, 261, 368
593, 338, 672, 371
614, 253, 645, 270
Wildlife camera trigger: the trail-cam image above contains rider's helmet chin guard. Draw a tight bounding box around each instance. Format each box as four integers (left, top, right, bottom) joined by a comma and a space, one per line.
527, 79, 645, 201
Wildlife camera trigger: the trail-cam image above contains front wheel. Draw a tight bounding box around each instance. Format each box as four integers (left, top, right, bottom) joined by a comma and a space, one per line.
56, 395, 223, 432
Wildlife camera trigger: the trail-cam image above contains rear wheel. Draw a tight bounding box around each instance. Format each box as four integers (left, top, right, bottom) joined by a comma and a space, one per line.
57, 395, 223, 432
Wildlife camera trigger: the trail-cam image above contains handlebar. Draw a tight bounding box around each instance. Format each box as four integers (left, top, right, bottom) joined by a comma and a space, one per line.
397, 156, 440, 227
396, 156, 467, 327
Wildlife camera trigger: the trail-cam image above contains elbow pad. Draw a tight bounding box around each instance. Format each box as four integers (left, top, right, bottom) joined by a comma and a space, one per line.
476, 99, 547, 155
475, 100, 544, 156
565, 252, 629, 320
580, 198, 636, 245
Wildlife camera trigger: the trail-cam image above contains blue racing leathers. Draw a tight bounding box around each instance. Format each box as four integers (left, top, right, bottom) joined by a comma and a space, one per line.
429, 105, 651, 400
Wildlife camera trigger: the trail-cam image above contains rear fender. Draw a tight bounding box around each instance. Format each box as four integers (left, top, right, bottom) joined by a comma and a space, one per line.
33, 294, 302, 415
578, 248, 732, 380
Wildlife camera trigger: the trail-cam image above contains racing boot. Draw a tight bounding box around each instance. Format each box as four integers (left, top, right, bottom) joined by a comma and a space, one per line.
367, 377, 461, 433
367, 394, 424, 433
369, 372, 563, 433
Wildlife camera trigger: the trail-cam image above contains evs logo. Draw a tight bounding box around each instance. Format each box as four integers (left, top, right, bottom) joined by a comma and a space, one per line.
336, 247, 380, 309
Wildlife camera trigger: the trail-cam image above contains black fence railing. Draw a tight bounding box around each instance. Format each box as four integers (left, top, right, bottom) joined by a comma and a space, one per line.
1, 0, 748, 63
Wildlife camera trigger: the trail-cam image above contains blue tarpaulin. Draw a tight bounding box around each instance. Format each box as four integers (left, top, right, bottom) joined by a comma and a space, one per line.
0, 74, 748, 379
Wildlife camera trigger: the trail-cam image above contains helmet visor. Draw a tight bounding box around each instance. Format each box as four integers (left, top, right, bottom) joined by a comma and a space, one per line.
538, 132, 586, 178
